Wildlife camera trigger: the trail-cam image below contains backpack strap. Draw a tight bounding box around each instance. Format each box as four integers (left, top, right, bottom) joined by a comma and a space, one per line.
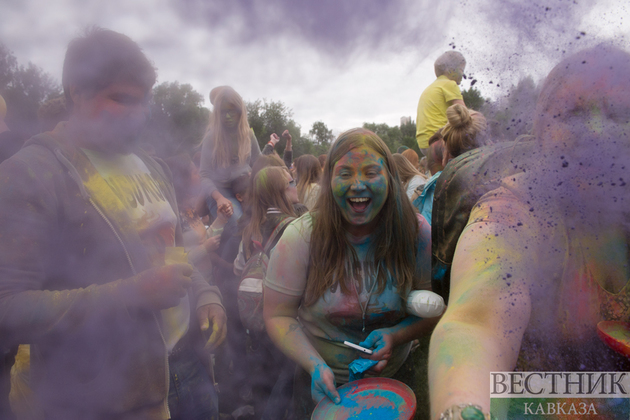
410, 184, 425, 203
263, 216, 295, 254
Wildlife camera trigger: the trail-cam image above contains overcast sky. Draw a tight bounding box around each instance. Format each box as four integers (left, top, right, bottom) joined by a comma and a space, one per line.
1, 0, 628, 136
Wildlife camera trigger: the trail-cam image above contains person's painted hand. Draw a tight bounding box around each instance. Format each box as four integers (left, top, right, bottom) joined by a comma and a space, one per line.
359, 329, 395, 374
311, 363, 341, 405
197, 304, 227, 351
216, 196, 233, 218
281, 129, 292, 143
269, 133, 280, 147
215, 210, 229, 225
122, 264, 193, 310
203, 235, 221, 252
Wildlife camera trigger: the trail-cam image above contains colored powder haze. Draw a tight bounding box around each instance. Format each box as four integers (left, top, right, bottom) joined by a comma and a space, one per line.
0, 0, 628, 133
2, 0, 630, 418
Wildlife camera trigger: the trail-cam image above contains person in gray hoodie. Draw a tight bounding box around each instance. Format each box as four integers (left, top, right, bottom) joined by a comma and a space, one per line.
0, 27, 226, 420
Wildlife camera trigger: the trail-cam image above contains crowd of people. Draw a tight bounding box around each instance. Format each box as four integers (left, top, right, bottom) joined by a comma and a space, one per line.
0, 26, 629, 420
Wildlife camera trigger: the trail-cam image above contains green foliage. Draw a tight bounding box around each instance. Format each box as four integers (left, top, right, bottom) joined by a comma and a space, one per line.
246, 99, 301, 151
292, 136, 329, 158
482, 76, 540, 141
461, 87, 487, 111
362, 119, 420, 154
309, 121, 334, 145
143, 81, 209, 157
0, 43, 17, 89
0, 43, 61, 137
244, 98, 336, 159
399, 118, 419, 151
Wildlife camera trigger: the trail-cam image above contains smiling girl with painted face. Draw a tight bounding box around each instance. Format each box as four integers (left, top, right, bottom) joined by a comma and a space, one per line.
263, 128, 437, 418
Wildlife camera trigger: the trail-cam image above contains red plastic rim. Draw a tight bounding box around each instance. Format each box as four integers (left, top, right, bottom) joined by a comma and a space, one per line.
312, 377, 417, 420
597, 321, 630, 359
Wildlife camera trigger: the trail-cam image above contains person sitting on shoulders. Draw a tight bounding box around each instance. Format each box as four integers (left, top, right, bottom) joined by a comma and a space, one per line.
416, 51, 467, 155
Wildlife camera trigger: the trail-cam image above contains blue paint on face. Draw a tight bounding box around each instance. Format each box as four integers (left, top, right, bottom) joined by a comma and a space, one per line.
331, 145, 389, 237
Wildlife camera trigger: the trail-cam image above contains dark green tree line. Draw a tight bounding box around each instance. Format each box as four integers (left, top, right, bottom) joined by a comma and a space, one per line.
461, 87, 487, 111
142, 81, 209, 157
0, 43, 61, 137
481, 76, 540, 141
362, 119, 418, 154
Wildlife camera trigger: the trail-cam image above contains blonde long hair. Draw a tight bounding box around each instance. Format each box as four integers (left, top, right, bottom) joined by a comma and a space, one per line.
392, 153, 427, 190
242, 166, 296, 259
207, 86, 251, 169
294, 154, 322, 204
305, 128, 419, 306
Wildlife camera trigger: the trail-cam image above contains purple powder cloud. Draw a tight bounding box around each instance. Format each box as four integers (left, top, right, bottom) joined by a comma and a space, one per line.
170, 0, 450, 60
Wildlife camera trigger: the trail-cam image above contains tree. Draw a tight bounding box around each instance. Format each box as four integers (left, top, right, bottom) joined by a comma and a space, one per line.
143, 81, 209, 157
399, 118, 419, 152
0, 43, 61, 138
309, 121, 334, 145
360, 120, 423, 155
362, 122, 403, 153
461, 87, 487, 111
0, 43, 17, 89
291, 135, 316, 157
482, 76, 540, 141
246, 99, 301, 151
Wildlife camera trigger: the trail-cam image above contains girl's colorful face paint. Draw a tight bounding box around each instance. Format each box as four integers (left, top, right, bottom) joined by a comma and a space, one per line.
331, 146, 388, 236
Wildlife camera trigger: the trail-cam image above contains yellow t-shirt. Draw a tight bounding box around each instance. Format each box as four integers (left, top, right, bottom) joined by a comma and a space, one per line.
83, 149, 188, 353
415, 75, 463, 149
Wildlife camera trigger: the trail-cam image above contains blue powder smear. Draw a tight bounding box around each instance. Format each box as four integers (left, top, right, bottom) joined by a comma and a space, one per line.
348, 358, 379, 381
315, 381, 412, 420
352, 405, 399, 418
337, 388, 407, 419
